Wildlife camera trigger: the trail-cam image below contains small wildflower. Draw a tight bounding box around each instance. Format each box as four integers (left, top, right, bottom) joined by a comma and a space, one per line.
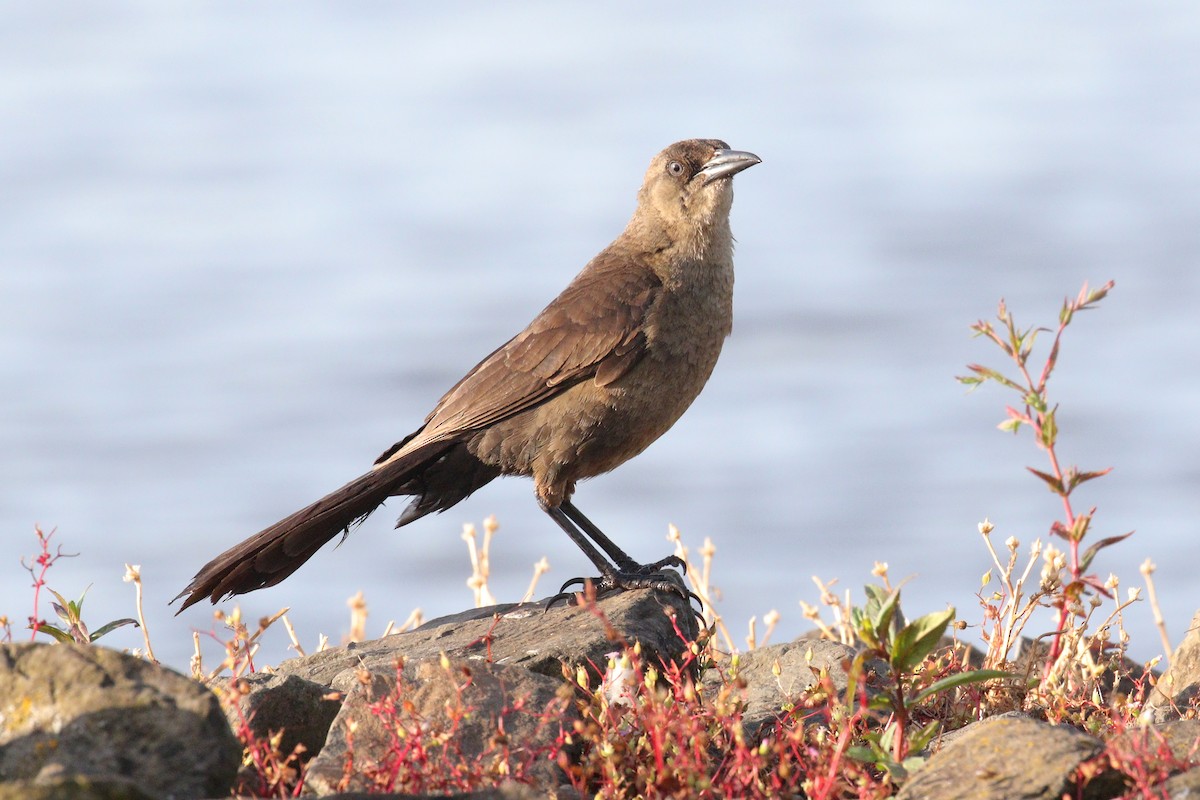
122, 564, 141, 582
871, 561, 888, 578
979, 518, 994, 536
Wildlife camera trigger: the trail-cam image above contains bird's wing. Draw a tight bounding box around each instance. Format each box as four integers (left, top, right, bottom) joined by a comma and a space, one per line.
419, 259, 661, 440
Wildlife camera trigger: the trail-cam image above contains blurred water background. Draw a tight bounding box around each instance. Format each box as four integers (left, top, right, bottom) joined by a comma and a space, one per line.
2, 3, 1198, 670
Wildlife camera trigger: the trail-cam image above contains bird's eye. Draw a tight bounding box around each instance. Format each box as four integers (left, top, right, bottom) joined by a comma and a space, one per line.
667, 160, 685, 177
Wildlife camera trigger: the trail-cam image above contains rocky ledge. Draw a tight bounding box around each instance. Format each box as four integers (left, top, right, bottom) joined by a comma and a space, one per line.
3, 593, 1200, 799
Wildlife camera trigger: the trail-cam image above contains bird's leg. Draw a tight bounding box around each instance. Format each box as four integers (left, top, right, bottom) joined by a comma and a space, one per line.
541, 503, 622, 578
560, 500, 686, 575
541, 501, 698, 611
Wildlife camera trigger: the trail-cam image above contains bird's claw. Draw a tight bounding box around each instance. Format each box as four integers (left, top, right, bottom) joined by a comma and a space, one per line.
637, 554, 687, 575
544, 567, 705, 624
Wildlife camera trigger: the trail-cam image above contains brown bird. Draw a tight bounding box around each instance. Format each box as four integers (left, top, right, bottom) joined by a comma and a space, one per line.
174, 138, 760, 612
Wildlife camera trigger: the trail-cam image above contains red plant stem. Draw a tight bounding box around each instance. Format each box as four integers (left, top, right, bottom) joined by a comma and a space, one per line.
810, 707, 864, 800
891, 682, 909, 763
1007, 312, 1086, 678
1024, 320, 1083, 677
27, 527, 56, 641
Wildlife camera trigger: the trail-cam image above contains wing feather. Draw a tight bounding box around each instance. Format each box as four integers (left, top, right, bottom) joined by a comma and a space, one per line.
422, 257, 661, 437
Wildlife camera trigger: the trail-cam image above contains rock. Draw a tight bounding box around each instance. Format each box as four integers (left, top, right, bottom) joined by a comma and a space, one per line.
1110, 718, 1200, 763
896, 715, 1107, 800
701, 637, 887, 741
1144, 609, 1200, 723
1161, 766, 1200, 799
0, 642, 240, 799
221, 589, 692, 796
0, 776, 158, 800
270, 589, 697, 693
929, 710, 1035, 752
301, 657, 577, 797
229, 672, 342, 762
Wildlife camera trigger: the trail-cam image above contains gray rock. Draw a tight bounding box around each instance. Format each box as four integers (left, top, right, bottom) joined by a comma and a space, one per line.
1162, 766, 1200, 799
701, 637, 887, 741
270, 589, 697, 693
1111, 718, 1200, 763
928, 710, 1035, 752
301, 657, 577, 797
896, 715, 1107, 800
230, 671, 342, 761
0, 776, 158, 800
0, 642, 240, 800
1145, 609, 1200, 723
1100, 719, 1200, 798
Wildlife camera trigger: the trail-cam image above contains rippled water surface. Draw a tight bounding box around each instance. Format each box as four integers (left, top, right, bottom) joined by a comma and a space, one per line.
2, 4, 1198, 668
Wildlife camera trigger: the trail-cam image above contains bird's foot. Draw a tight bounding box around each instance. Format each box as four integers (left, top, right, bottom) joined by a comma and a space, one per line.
546, 567, 704, 622
615, 553, 687, 575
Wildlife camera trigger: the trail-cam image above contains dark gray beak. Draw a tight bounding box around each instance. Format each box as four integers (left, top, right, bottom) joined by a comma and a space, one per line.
698, 149, 761, 185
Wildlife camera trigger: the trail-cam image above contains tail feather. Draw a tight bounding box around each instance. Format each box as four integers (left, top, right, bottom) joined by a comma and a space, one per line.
173, 442, 452, 612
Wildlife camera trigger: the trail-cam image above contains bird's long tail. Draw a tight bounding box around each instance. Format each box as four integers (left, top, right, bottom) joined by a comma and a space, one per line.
173, 443, 450, 612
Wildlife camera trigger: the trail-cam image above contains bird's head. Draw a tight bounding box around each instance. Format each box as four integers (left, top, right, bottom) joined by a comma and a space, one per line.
633, 139, 760, 261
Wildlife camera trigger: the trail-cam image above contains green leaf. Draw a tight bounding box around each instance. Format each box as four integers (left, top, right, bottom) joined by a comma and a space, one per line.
1087, 281, 1114, 305
866, 586, 901, 648
842, 651, 865, 707
911, 669, 1010, 705
47, 588, 72, 615
1079, 532, 1133, 573
89, 618, 140, 642
1027, 467, 1065, 495
997, 417, 1023, 434
1059, 300, 1074, 326
868, 692, 899, 713
1066, 467, 1113, 492
891, 608, 955, 673
965, 364, 1023, 392
877, 723, 896, 754
1040, 406, 1059, 449
31, 623, 73, 643
1043, 337, 1061, 384
845, 745, 881, 764
908, 720, 942, 754
1069, 513, 1092, 542
863, 583, 890, 612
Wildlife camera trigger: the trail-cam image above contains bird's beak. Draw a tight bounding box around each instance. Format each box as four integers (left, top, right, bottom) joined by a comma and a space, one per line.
698, 149, 761, 185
